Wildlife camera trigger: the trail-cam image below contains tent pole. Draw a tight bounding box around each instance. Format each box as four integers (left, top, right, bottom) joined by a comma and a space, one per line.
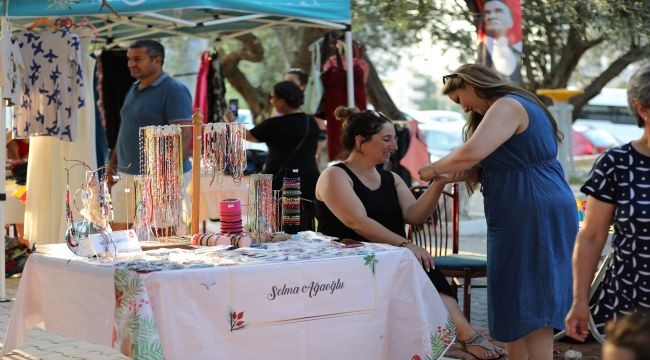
0, 14, 9, 301
345, 31, 355, 107
0, 96, 6, 301
191, 109, 202, 235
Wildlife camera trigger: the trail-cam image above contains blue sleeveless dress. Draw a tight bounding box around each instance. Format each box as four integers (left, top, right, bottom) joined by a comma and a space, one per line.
480, 94, 578, 341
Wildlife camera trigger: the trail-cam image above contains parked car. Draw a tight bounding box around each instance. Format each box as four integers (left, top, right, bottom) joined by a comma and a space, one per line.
418, 121, 464, 162
413, 110, 464, 125
574, 88, 642, 144
571, 124, 620, 156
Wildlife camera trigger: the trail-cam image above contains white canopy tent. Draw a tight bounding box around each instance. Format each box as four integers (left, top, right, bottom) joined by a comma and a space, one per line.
0, 0, 354, 300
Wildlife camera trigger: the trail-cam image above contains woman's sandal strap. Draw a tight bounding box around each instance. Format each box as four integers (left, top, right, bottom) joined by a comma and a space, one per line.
460, 333, 494, 350
459, 333, 509, 359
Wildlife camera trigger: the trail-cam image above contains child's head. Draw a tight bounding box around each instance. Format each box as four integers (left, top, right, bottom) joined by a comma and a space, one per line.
603, 312, 650, 360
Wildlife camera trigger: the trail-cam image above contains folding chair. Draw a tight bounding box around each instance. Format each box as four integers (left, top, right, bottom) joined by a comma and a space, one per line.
408, 183, 487, 321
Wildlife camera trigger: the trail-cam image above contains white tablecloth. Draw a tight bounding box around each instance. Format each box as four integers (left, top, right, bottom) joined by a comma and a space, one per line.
3, 241, 455, 359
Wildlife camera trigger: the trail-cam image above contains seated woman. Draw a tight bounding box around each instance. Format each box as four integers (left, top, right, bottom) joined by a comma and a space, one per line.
314, 106, 507, 360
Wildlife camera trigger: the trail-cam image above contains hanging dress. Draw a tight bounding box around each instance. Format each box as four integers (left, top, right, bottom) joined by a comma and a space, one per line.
24, 28, 96, 245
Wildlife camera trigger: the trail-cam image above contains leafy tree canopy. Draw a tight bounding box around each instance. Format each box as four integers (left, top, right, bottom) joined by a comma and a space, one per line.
353, 0, 650, 117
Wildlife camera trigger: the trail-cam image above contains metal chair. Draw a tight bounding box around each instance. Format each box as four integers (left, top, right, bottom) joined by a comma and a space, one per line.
408, 183, 487, 321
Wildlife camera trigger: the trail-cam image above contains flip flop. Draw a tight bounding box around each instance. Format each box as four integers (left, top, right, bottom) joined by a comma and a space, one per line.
458, 332, 509, 360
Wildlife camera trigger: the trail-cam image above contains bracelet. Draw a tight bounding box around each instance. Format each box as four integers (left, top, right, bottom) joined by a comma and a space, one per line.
398, 240, 413, 247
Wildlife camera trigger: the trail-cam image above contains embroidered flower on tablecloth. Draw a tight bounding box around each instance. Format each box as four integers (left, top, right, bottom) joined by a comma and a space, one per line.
363, 253, 378, 276
428, 314, 456, 359
227, 305, 248, 331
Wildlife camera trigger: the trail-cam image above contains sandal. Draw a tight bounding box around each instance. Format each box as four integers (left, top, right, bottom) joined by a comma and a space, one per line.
458, 332, 508, 360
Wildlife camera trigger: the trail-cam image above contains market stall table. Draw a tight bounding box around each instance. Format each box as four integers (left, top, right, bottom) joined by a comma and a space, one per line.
2, 234, 455, 360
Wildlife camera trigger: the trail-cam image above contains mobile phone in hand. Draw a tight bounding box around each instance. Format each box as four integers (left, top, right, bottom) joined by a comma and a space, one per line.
229, 99, 239, 118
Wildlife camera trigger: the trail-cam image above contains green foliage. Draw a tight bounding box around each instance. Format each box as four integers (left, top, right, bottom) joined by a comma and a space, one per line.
412, 72, 440, 110
353, 0, 650, 94
134, 317, 164, 359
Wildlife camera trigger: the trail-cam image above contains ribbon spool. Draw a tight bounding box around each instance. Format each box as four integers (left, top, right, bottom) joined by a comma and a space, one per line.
219, 198, 243, 234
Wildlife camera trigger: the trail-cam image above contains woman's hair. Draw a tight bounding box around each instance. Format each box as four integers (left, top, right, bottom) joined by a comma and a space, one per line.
442, 63, 562, 144
442, 63, 562, 194
626, 64, 650, 127
285, 68, 309, 87
334, 106, 392, 158
129, 39, 165, 64
273, 81, 304, 108
605, 311, 650, 359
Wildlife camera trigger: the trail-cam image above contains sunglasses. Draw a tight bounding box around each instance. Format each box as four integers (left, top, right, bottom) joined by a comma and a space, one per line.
442, 74, 459, 85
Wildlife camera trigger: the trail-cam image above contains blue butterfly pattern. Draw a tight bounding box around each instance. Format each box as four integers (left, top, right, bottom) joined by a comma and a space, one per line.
13, 28, 84, 141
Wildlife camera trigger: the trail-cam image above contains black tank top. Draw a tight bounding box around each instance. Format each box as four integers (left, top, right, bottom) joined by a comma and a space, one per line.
315, 163, 406, 241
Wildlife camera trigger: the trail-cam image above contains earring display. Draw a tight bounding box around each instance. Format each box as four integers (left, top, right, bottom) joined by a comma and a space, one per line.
63, 159, 114, 256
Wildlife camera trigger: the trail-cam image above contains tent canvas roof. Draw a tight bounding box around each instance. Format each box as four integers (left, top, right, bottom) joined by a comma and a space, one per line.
1, 0, 351, 43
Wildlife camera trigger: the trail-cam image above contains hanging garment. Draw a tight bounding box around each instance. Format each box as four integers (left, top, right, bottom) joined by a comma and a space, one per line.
208, 51, 227, 123
303, 38, 324, 114
13, 28, 85, 141
99, 48, 135, 149
25, 27, 98, 245
194, 51, 211, 123
0, 18, 24, 107
321, 51, 367, 161
399, 120, 430, 183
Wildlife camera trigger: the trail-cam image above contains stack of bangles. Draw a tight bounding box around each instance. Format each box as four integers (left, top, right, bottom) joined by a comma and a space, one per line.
191, 233, 252, 248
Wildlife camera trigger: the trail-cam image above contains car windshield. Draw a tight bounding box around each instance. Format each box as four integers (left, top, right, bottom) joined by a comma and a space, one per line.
424, 130, 462, 151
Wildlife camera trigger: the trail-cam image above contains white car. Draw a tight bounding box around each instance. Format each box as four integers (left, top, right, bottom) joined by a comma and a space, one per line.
417, 121, 464, 163
413, 110, 464, 125
573, 88, 642, 144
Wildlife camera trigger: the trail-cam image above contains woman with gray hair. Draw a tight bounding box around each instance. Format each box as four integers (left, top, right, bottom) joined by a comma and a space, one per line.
566, 65, 650, 341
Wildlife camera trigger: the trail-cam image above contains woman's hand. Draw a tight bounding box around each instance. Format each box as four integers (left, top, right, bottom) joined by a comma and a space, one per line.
564, 301, 591, 342
405, 242, 435, 272
223, 109, 236, 123
418, 163, 440, 182
105, 165, 118, 190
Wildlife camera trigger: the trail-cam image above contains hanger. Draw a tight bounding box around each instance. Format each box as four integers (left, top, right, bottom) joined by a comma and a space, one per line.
55, 17, 78, 29
28, 17, 59, 31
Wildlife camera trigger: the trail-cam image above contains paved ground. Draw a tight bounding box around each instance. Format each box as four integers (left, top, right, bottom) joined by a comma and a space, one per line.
0, 187, 603, 359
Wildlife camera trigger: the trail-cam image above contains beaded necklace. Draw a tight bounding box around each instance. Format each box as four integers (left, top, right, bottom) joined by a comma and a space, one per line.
140, 125, 183, 231
228, 122, 247, 184
247, 174, 274, 243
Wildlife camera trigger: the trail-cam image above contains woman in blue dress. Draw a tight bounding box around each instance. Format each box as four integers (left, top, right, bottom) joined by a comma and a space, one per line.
565, 65, 650, 342
419, 64, 578, 359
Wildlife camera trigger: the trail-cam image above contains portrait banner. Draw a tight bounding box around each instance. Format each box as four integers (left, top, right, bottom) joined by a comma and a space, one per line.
477, 0, 523, 84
